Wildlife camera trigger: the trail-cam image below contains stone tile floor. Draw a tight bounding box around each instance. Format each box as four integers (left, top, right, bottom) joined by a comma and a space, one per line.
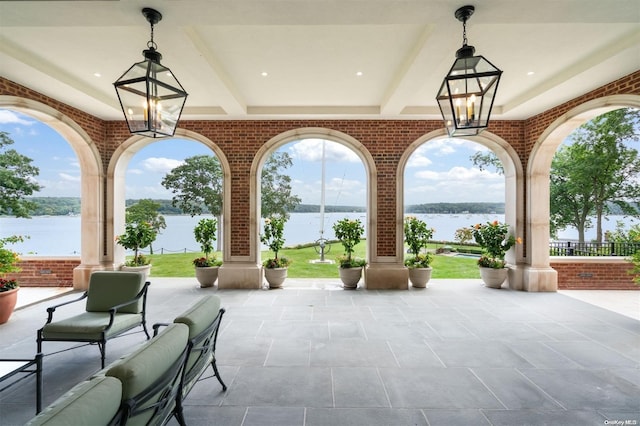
1, 278, 639, 426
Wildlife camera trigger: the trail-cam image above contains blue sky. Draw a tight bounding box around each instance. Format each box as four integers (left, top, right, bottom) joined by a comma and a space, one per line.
0, 109, 505, 206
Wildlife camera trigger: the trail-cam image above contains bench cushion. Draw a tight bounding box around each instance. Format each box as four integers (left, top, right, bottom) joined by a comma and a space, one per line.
41, 312, 143, 340
26, 376, 122, 426
173, 295, 221, 339
86, 271, 146, 314
105, 323, 188, 425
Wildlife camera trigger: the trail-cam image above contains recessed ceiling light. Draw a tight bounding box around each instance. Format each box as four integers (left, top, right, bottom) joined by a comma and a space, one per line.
527, 71, 535, 76
261, 71, 268, 77
356, 71, 363, 77
93, 72, 101, 78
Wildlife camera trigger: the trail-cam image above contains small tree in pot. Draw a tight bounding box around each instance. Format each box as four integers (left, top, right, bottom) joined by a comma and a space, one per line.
260, 215, 291, 288
403, 216, 434, 288
116, 221, 155, 268
193, 218, 222, 287
0, 236, 23, 324
333, 218, 366, 288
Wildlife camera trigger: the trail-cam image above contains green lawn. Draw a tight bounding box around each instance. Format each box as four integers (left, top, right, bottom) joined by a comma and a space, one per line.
141, 241, 481, 279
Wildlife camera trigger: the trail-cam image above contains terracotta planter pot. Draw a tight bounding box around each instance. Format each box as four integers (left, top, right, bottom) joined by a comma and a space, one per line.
0, 287, 19, 324
408, 267, 432, 288
339, 267, 362, 289
479, 266, 508, 288
264, 268, 288, 289
195, 266, 220, 288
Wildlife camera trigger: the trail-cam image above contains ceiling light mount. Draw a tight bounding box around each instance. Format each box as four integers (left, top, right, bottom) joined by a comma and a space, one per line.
436, 4, 502, 137
113, 7, 187, 138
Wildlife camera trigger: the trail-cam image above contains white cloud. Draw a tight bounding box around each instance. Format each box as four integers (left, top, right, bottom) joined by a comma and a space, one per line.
59, 173, 80, 182
288, 139, 360, 163
125, 184, 173, 199
140, 157, 184, 174
128, 169, 144, 175
0, 110, 34, 125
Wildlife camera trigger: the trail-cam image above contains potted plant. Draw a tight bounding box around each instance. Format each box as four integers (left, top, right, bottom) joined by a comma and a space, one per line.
116, 221, 155, 279
471, 220, 520, 288
260, 215, 291, 288
193, 218, 222, 288
404, 216, 435, 288
0, 236, 23, 324
333, 217, 366, 289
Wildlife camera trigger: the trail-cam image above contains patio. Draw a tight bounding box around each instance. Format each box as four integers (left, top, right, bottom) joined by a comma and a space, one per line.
1, 278, 639, 426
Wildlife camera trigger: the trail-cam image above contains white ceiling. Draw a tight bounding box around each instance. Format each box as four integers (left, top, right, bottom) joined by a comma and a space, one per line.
1, 0, 638, 121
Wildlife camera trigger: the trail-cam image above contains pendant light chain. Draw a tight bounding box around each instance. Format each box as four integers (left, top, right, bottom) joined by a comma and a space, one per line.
462, 16, 468, 46
147, 20, 157, 50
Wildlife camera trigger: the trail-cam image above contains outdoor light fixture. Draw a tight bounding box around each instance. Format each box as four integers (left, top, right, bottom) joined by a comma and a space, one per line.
436, 5, 502, 137
114, 7, 187, 138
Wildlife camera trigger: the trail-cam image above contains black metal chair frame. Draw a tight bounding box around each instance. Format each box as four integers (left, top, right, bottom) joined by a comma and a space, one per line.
153, 307, 227, 425
117, 343, 189, 426
37, 282, 151, 368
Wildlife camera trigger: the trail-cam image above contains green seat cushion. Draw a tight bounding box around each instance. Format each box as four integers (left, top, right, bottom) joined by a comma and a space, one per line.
86, 271, 146, 314
174, 295, 221, 339
41, 312, 143, 341
105, 322, 188, 399
174, 295, 222, 393
26, 376, 122, 426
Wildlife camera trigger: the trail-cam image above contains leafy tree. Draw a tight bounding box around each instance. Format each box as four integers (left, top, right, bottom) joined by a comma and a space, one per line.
468, 108, 640, 243
125, 199, 166, 254
161, 152, 301, 218
571, 108, 640, 242
0, 131, 42, 217
549, 143, 596, 240
470, 151, 503, 175
551, 108, 640, 242
161, 155, 223, 217
261, 152, 301, 219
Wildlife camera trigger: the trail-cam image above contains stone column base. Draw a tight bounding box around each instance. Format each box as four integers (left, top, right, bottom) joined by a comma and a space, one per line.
73, 264, 106, 291
364, 264, 409, 290
218, 263, 262, 289
521, 266, 558, 292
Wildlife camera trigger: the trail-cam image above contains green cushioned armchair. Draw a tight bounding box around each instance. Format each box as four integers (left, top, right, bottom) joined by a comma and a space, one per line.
37, 271, 151, 368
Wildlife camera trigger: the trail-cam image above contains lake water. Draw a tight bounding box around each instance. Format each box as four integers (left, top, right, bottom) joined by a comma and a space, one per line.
1, 213, 637, 256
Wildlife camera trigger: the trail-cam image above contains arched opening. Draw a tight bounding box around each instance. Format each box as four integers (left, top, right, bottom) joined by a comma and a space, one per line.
528, 95, 640, 290
108, 129, 231, 269
0, 97, 104, 289
252, 128, 375, 284
399, 129, 524, 287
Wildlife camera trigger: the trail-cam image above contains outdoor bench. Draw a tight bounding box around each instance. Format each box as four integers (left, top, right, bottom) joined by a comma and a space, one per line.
27, 295, 227, 425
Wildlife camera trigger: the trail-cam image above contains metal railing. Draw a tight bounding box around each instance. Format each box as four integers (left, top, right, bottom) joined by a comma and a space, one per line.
549, 241, 639, 257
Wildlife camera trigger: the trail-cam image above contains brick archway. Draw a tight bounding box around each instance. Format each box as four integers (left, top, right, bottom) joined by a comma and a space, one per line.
107, 129, 231, 270
0, 96, 104, 290
525, 94, 640, 291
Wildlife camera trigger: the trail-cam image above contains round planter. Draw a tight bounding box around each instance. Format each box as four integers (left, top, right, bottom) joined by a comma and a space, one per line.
0, 287, 19, 324
339, 266, 363, 289
408, 267, 432, 288
479, 266, 508, 289
120, 264, 151, 281
264, 268, 288, 289
195, 266, 220, 288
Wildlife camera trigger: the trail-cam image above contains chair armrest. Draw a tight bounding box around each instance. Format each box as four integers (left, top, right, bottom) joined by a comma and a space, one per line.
44, 292, 88, 324
152, 323, 171, 337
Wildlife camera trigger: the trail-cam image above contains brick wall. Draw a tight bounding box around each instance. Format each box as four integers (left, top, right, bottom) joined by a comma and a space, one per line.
5, 258, 80, 288
2, 72, 640, 289
551, 258, 638, 290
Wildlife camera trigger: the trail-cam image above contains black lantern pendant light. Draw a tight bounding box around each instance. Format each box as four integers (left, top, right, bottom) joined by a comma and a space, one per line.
436, 5, 502, 137
114, 7, 187, 138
